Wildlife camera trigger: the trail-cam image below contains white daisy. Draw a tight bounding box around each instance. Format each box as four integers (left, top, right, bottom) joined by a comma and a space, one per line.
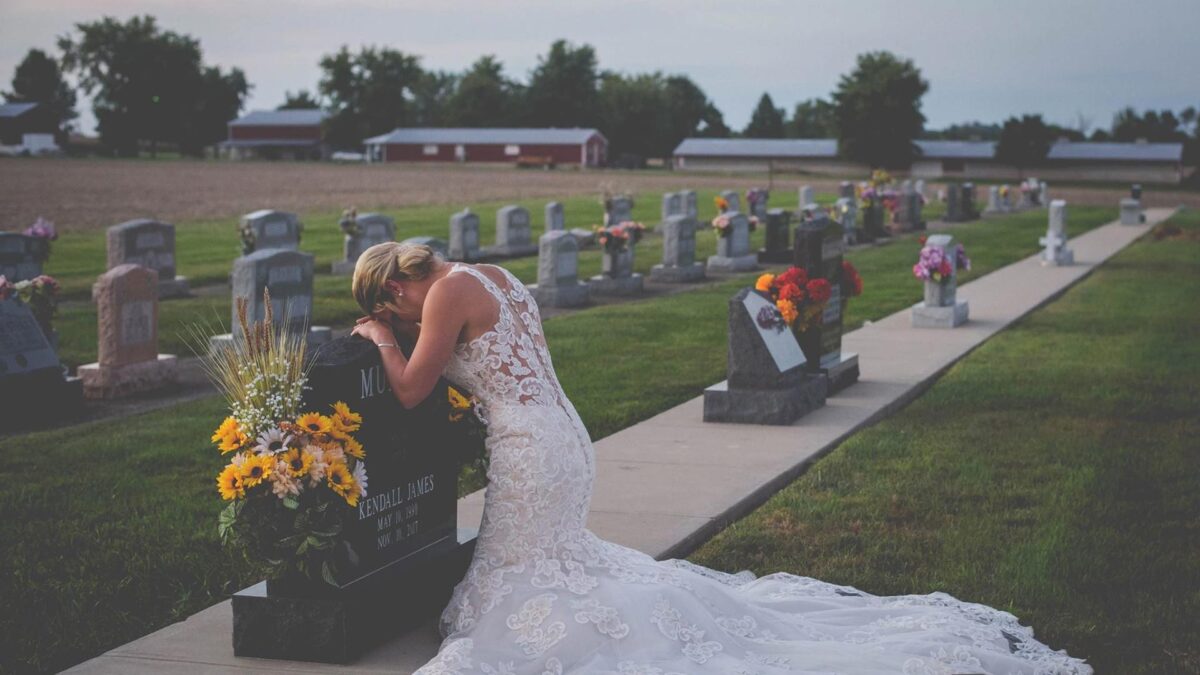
352, 461, 368, 498
255, 427, 293, 455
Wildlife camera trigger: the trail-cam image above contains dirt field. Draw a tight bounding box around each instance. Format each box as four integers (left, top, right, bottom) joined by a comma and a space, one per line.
1, 157, 1194, 232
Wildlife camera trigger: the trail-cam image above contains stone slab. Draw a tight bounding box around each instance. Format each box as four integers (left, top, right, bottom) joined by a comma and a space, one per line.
528, 282, 590, 308
649, 262, 705, 283
587, 273, 644, 295
78, 354, 179, 399
702, 374, 827, 425
705, 253, 759, 274
911, 301, 970, 328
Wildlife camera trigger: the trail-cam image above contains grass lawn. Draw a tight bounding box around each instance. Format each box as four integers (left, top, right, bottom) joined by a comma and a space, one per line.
690, 208, 1200, 673
0, 204, 1112, 672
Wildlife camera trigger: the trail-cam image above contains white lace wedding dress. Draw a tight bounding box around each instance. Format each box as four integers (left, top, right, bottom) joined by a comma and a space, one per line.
420, 263, 1091, 675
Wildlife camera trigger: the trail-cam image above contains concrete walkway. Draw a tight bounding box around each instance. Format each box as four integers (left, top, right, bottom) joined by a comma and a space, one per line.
65, 208, 1174, 674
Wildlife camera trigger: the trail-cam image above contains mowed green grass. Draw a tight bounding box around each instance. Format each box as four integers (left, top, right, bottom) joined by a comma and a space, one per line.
1, 204, 1111, 672
690, 209, 1200, 673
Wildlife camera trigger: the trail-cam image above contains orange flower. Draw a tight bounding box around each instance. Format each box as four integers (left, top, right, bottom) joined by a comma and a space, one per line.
755, 274, 775, 292
776, 299, 798, 325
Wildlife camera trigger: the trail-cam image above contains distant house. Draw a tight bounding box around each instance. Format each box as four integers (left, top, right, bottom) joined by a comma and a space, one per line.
0, 102, 58, 146
909, 140, 1003, 179
363, 128, 607, 167
222, 109, 327, 160
1044, 141, 1185, 184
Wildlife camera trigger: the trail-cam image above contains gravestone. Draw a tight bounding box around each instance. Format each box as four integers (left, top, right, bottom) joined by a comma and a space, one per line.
702, 287, 827, 424
105, 219, 189, 298
530, 230, 590, 307
544, 201, 565, 232
944, 183, 974, 222
682, 190, 698, 220
1120, 198, 1144, 225
798, 185, 815, 210
656, 191, 684, 234
0, 299, 83, 430
209, 249, 332, 351
961, 183, 979, 220
748, 189, 770, 221
985, 186, 1003, 214
232, 336, 476, 664
588, 231, 644, 295
719, 190, 741, 213
758, 208, 792, 264
1038, 181, 1048, 205
914, 179, 926, 199
707, 212, 758, 273
1020, 178, 1040, 208
889, 187, 925, 233
1040, 200, 1074, 266
448, 209, 481, 261
912, 234, 969, 328
401, 236, 449, 259
605, 196, 634, 226
0, 233, 44, 282
78, 264, 178, 398
836, 197, 863, 245
651, 215, 705, 283
793, 213, 859, 393
839, 181, 855, 199
242, 210, 302, 252
1130, 184, 1143, 200
488, 205, 537, 258
333, 213, 396, 275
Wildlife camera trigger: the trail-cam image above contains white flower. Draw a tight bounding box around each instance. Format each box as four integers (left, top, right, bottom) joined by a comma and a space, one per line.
352, 461, 368, 497
305, 444, 328, 486
255, 427, 293, 455
270, 461, 301, 499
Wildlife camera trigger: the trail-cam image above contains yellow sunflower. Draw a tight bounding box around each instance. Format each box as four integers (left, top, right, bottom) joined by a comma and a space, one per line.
240, 453, 274, 489
330, 401, 362, 433
296, 412, 333, 436
211, 416, 248, 454
755, 274, 775, 293
326, 461, 359, 506
217, 464, 244, 500
342, 436, 365, 459
281, 447, 314, 478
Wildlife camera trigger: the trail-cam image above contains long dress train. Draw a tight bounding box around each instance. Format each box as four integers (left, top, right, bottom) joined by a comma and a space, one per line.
418, 263, 1091, 675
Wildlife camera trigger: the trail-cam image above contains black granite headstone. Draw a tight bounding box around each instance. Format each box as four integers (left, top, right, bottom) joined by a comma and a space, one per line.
792, 214, 860, 394
0, 299, 82, 431
758, 208, 792, 263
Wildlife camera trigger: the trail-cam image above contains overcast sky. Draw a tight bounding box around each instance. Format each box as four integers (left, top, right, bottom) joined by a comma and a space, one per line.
2, 0, 1197, 136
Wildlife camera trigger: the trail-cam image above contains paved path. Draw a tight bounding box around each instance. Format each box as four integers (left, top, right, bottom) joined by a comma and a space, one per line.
65, 209, 1174, 674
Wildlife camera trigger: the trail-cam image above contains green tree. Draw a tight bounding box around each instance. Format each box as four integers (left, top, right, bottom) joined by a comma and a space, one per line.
445, 56, 516, 127
598, 72, 668, 165
831, 51, 928, 167
994, 114, 1053, 173
662, 75, 715, 149
922, 120, 1002, 141
524, 40, 599, 127
4, 48, 77, 140
744, 92, 785, 138
696, 103, 731, 138
787, 98, 835, 138
58, 15, 248, 157
412, 70, 457, 126
278, 90, 320, 109
318, 45, 424, 149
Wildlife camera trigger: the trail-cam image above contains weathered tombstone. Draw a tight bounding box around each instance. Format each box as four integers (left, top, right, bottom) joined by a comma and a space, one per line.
209, 249, 332, 351
836, 197, 862, 245
105, 219, 189, 298
682, 190, 698, 220
530, 230, 590, 307
656, 191, 684, 234
1130, 184, 1143, 200
912, 234, 969, 328
702, 287, 828, 424
985, 186, 1003, 214
231, 336, 476, 664
793, 213, 859, 392
758, 208, 792, 264
1038, 181, 1048, 205
890, 187, 925, 233
0, 233, 44, 282
961, 182, 979, 220
748, 189, 770, 221
719, 190, 741, 213
544, 201, 565, 232
448, 209, 481, 261
798, 185, 815, 211
588, 231, 644, 295
651, 215, 705, 283
487, 205, 537, 258
1040, 200, 1074, 266
400, 236, 449, 259
0, 299, 82, 430
241, 209, 302, 252
1120, 198, 1144, 225
605, 196, 635, 226
839, 181, 855, 199
944, 183, 972, 222
333, 213, 396, 275
78, 264, 178, 398
707, 212, 758, 273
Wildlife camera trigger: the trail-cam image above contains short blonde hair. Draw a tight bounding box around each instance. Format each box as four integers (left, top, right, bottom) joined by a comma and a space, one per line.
352, 242, 438, 314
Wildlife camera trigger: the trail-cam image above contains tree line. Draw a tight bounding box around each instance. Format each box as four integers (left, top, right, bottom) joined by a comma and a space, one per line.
5, 14, 1198, 168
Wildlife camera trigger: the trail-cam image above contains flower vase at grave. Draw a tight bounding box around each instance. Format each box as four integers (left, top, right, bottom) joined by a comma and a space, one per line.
602, 247, 633, 279
912, 234, 970, 328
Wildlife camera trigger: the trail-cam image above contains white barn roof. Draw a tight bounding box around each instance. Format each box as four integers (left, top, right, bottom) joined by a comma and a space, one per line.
673, 138, 838, 158
0, 102, 39, 118
365, 127, 603, 145
1047, 141, 1183, 162
914, 140, 996, 160
229, 109, 326, 127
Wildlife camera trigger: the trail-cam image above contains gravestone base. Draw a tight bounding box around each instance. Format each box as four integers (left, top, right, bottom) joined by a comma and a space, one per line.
330, 259, 357, 276
703, 375, 827, 425
231, 528, 477, 665
529, 281, 590, 308
209, 326, 333, 353
159, 276, 190, 299
706, 253, 759, 274
911, 301, 970, 329
650, 262, 705, 283
588, 273, 644, 295
78, 354, 179, 399
483, 243, 538, 259
0, 370, 84, 431
1041, 249, 1075, 266
816, 352, 860, 395
757, 248, 792, 264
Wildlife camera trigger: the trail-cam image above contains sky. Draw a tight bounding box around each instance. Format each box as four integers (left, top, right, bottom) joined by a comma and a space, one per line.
2, 0, 1198, 136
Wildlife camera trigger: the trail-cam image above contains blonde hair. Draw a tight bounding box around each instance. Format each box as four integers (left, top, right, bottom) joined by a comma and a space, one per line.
352, 242, 438, 314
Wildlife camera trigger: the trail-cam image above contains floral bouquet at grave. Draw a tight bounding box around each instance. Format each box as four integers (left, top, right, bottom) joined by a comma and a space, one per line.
198, 290, 368, 587
714, 195, 730, 214
745, 188, 767, 210
338, 207, 360, 236
912, 242, 971, 284
236, 220, 257, 256
594, 221, 645, 254
448, 385, 489, 479
841, 260, 864, 299
753, 267, 832, 334
1, 274, 60, 338
22, 217, 57, 261
712, 213, 758, 237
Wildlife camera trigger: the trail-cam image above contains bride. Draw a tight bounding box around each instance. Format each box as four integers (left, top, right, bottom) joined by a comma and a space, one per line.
349, 243, 1091, 675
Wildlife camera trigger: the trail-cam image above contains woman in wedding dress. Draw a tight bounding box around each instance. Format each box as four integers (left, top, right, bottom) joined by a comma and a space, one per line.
349, 243, 1091, 675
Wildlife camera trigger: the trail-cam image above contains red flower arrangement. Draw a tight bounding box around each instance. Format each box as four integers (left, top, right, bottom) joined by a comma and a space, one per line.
841, 260, 863, 298
754, 266, 832, 333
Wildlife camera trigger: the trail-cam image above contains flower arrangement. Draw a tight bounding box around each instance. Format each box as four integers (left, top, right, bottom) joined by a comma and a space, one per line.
449, 385, 488, 477
841, 260, 864, 298
714, 195, 730, 213
594, 221, 645, 254
338, 207, 360, 236
236, 220, 257, 256
869, 169, 893, 188
753, 267, 832, 333
745, 188, 767, 210
22, 217, 56, 261
912, 243, 971, 284
199, 290, 366, 587
0, 274, 60, 338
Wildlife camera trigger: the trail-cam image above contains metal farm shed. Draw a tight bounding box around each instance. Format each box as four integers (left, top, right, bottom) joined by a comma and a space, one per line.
362, 128, 607, 167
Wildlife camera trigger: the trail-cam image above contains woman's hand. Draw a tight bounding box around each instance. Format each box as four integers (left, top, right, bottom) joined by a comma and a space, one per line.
350, 318, 395, 345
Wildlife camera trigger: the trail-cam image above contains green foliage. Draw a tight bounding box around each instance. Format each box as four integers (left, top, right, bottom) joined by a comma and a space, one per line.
922, 120, 1002, 141
277, 89, 320, 110
444, 56, 518, 127
744, 92, 785, 138
4, 48, 76, 137
787, 98, 835, 139
524, 39, 599, 128
995, 114, 1054, 170
57, 16, 248, 157
318, 45, 424, 149
832, 51, 928, 168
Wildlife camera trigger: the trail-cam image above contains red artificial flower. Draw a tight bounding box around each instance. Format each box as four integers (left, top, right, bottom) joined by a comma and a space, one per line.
778, 282, 804, 303
938, 259, 953, 277
776, 267, 808, 288
806, 278, 832, 304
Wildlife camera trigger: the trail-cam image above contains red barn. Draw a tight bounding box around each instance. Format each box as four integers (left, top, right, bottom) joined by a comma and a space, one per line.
363, 128, 607, 167
222, 109, 327, 160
